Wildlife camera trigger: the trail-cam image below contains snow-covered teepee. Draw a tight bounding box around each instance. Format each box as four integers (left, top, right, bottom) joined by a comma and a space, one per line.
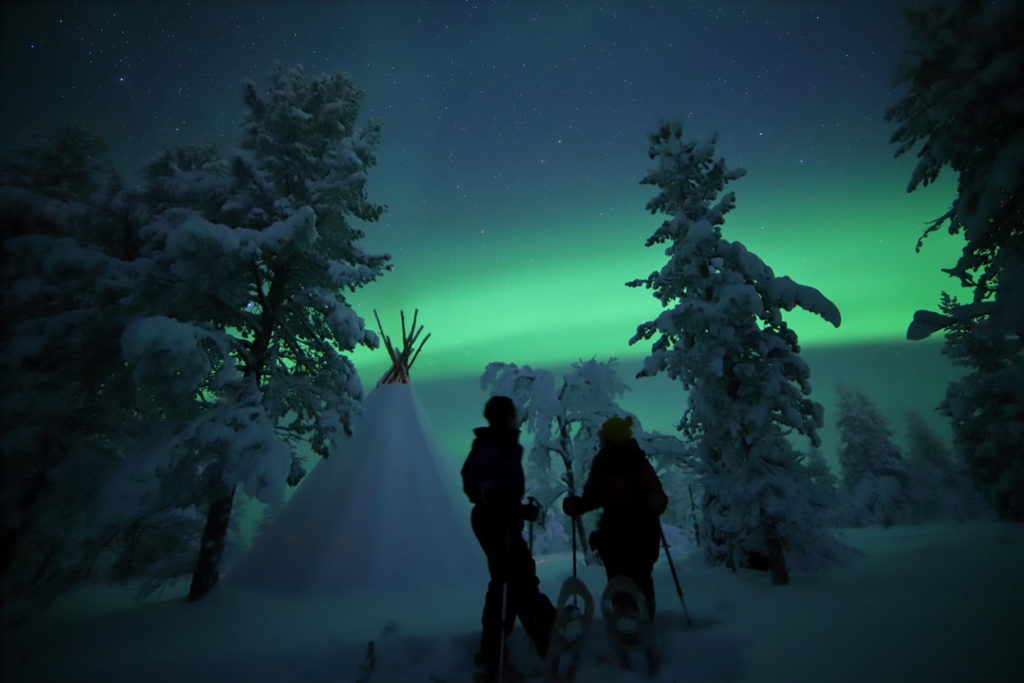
228, 311, 484, 596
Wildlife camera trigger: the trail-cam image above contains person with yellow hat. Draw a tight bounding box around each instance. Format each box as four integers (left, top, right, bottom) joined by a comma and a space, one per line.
563, 415, 668, 619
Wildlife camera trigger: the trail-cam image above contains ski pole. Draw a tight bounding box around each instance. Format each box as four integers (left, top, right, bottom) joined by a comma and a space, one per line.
498, 527, 511, 683
659, 525, 692, 627
527, 496, 540, 554
568, 506, 583, 613
571, 513, 578, 580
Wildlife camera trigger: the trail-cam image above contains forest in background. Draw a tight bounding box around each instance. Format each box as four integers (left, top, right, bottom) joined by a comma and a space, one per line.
1, 0, 1020, 624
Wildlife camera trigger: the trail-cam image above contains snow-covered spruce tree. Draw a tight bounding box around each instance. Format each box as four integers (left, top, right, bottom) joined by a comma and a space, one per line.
805, 449, 840, 516
904, 411, 984, 521
889, 0, 1023, 520
481, 359, 693, 556
142, 143, 230, 219
121, 66, 389, 601
834, 388, 915, 527
0, 126, 151, 615
628, 121, 844, 584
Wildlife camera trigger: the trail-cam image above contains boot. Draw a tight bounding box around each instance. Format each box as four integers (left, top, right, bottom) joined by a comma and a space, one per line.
474, 647, 523, 682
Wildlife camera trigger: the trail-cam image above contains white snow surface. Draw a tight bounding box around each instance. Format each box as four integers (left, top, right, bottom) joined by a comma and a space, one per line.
227, 383, 486, 596
5, 521, 1021, 682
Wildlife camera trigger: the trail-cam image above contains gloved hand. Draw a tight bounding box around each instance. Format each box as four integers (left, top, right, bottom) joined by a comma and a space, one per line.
562, 495, 584, 517
519, 499, 541, 523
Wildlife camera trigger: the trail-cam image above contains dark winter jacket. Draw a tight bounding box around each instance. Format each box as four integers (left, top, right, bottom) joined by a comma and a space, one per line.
577, 438, 668, 547
461, 427, 526, 514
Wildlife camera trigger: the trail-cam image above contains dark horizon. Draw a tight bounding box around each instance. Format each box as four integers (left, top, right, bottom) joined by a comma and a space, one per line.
404, 338, 957, 470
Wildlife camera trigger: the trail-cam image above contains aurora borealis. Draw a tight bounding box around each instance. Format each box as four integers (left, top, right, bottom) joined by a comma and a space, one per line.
1, 1, 962, 427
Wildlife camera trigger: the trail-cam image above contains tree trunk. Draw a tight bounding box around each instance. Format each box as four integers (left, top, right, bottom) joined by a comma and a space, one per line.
766, 525, 790, 586
187, 485, 235, 602
687, 485, 701, 546
187, 265, 284, 601
0, 462, 50, 586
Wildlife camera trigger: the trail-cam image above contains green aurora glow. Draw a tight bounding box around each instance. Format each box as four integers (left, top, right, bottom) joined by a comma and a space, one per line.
0, 1, 969, 392
349, 172, 961, 382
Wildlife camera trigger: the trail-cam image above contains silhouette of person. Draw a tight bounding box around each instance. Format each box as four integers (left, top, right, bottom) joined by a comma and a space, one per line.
563, 416, 668, 619
461, 395, 556, 679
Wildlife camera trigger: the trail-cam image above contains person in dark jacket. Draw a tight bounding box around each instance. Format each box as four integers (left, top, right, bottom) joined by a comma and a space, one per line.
563, 415, 668, 619
461, 396, 556, 677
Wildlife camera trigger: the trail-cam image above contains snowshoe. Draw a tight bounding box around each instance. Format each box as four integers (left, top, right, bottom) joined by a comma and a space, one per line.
544, 575, 595, 682
600, 576, 657, 675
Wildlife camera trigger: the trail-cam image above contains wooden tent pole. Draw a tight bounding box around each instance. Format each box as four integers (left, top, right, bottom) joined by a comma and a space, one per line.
374, 309, 430, 385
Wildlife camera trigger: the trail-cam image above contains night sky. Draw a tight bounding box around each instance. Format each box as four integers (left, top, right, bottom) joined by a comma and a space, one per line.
1, 1, 962, 450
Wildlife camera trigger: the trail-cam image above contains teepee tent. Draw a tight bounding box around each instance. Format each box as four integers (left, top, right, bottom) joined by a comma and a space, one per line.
228, 311, 484, 596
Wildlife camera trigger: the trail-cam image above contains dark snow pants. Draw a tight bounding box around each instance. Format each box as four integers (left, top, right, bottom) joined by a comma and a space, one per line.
471, 505, 556, 665
594, 526, 659, 620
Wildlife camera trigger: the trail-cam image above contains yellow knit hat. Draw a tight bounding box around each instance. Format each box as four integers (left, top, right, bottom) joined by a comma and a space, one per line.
600, 416, 634, 445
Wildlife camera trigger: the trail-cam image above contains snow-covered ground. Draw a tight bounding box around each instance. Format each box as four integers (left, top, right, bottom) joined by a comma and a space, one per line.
4, 521, 1022, 682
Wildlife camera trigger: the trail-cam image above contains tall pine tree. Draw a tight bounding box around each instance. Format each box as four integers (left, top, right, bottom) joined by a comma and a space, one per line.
0, 127, 148, 615
119, 66, 390, 600
890, 0, 1023, 520
834, 388, 914, 527
628, 121, 844, 583
903, 411, 983, 521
